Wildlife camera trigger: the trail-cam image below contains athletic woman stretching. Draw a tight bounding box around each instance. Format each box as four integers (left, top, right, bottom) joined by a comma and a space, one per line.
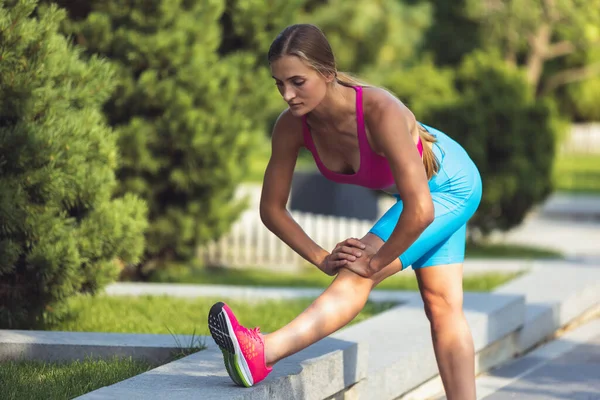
208, 23, 482, 400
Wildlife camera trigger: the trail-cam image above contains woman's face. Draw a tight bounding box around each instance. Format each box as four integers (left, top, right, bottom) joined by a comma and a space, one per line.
270, 55, 331, 117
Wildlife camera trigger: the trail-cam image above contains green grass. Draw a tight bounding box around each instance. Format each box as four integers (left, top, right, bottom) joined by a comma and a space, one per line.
7, 232, 542, 400
48, 293, 395, 336
149, 263, 521, 293
553, 153, 600, 194
0, 356, 155, 400
465, 242, 562, 259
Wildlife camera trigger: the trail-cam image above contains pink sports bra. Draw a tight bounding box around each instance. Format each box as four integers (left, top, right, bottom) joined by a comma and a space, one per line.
301, 85, 423, 190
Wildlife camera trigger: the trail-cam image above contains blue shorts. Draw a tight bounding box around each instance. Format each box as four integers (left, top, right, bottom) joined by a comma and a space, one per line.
369, 124, 482, 270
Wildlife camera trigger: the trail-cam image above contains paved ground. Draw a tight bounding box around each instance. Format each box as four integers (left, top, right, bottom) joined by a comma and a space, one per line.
457, 194, 600, 400
490, 216, 600, 260
475, 317, 600, 400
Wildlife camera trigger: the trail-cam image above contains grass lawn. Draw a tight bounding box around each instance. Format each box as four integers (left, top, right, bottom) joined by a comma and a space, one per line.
4, 232, 546, 400
553, 153, 600, 194
465, 242, 562, 259
0, 356, 154, 400
2, 243, 530, 400
149, 262, 521, 292
49, 293, 396, 336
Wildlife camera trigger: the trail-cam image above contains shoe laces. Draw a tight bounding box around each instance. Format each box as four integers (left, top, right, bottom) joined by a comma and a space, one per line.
239, 326, 263, 361
248, 326, 262, 341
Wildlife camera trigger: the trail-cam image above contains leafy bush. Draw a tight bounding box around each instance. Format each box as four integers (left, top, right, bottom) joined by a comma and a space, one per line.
426, 51, 566, 235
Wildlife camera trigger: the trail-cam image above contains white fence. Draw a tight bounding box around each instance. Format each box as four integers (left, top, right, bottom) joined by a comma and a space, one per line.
561, 123, 600, 154
197, 209, 375, 270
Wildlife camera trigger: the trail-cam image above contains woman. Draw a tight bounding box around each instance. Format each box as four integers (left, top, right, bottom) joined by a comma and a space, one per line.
208, 23, 482, 399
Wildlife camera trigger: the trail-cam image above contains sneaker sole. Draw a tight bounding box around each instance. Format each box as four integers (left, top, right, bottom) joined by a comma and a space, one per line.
208, 302, 253, 387
223, 349, 244, 387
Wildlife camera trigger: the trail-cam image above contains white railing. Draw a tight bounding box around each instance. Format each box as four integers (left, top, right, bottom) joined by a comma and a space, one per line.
561, 123, 600, 154
197, 209, 375, 271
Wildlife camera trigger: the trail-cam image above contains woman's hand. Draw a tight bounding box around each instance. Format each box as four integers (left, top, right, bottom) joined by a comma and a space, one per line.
320, 238, 367, 276
342, 242, 379, 278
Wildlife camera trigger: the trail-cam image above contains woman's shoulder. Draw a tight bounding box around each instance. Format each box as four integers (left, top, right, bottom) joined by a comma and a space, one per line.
362, 86, 416, 126
271, 108, 305, 147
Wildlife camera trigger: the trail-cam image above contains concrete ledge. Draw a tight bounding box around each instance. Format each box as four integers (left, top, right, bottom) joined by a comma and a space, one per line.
72, 292, 524, 400
398, 328, 522, 400
495, 260, 600, 353
474, 317, 600, 399
76, 336, 367, 400
0, 330, 201, 365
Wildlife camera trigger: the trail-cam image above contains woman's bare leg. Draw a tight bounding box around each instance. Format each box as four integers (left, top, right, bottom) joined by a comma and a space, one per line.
415, 263, 476, 400
263, 238, 476, 400
263, 233, 398, 366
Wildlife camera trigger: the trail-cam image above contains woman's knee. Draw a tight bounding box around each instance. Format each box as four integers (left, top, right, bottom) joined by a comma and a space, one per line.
415, 263, 464, 325
422, 289, 463, 327
332, 267, 373, 293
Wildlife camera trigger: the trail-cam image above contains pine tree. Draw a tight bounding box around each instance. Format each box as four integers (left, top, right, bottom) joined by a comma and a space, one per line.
0, 0, 147, 329
49, 0, 286, 276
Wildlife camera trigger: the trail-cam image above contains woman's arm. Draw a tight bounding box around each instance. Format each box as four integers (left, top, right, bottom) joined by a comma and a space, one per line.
259, 110, 331, 271
364, 90, 435, 272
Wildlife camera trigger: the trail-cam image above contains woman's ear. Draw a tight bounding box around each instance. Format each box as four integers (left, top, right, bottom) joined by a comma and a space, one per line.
324, 71, 336, 84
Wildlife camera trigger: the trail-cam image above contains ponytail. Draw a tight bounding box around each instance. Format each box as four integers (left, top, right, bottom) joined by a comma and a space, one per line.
418, 125, 439, 180
335, 71, 369, 87
336, 71, 439, 180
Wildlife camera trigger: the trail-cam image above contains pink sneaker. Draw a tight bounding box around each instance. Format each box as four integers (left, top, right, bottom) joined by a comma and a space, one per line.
208, 302, 273, 387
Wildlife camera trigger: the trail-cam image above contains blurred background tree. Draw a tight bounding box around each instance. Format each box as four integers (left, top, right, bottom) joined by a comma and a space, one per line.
416, 0, 600, 119
462, 0, 600, 97
300, 0, 432, 73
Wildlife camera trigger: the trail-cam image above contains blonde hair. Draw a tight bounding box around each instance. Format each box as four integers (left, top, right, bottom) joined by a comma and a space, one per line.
268, 24, 439, 180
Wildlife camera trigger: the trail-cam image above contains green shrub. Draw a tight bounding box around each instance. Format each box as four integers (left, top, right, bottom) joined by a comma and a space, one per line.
380, 57, 459, 120
49, 0, 285, 276
426, 51, 566, 235
0, 0, 147, 329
